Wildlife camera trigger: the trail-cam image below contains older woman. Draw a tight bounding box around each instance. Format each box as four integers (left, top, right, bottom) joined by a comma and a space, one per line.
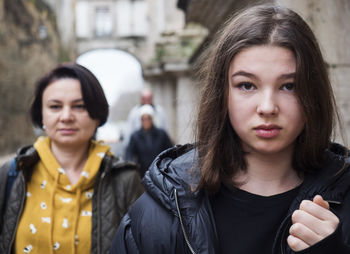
0, 63, 143, 254
125, 104, 173, 178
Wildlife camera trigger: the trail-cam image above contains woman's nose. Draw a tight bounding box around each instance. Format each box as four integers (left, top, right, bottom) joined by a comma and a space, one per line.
256, 90, 279, 116
60, 107, 74, 121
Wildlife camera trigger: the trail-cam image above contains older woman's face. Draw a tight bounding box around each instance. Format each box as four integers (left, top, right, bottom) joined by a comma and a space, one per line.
41, 78, 99, 148
141, 114, 153, 131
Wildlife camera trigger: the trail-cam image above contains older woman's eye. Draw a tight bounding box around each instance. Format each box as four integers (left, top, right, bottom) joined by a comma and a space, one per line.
49, 105, 61, 109
238, 82, 255, 91
73, 104, 86, 109
281, 83, 295, 91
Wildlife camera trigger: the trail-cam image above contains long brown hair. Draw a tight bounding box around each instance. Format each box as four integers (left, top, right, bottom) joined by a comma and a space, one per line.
195, 4, 340, 193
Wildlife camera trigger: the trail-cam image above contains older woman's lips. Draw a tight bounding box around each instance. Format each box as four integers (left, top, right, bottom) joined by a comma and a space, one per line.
59, 128, 77, 135
254, 125, 281, 138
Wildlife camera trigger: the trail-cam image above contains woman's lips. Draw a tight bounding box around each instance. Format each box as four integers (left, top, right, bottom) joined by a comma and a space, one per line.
58, 128, 77, 135
254, 125, 281, 138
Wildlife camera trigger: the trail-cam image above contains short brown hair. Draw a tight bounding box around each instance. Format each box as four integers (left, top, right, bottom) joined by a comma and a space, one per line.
195, 4, 339, 193
30, 63, 109, 128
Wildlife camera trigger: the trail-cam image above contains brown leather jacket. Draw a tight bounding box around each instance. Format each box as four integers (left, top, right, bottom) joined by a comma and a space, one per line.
0, 145, 144, 254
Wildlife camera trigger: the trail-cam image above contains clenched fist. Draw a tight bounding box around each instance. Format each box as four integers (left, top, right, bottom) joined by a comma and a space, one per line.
287, 195, 339, 251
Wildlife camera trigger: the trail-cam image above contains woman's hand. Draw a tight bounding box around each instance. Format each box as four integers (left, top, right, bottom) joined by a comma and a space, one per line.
287, 195, 339, 251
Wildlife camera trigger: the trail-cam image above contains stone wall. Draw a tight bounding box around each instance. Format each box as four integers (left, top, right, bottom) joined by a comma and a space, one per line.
276, 0, 350, 144
0, 0, 64, 155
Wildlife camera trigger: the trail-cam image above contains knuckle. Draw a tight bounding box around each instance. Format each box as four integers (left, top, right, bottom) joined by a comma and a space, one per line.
287, 235, 296, 248
299, 200, 312, 210
292, 210, 303, 222
322, 226, 335, 236
287, 235, 303, 251
333, 215, 340, 225
321, 220, 339, 236
290, 223, 301, 235
289, 225, 295, 234
327, 214, 340, 228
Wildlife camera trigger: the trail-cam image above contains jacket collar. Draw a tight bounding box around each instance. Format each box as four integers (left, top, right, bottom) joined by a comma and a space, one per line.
16, 145, 40, 171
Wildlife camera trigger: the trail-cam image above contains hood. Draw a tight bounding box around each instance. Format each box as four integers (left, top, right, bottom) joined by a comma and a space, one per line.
142, 144, 201, 215
290, 143, 350, 210
142, 144, 218, 254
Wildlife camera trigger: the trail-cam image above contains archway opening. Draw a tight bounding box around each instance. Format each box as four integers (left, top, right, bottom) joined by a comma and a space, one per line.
77, 49, 143, 146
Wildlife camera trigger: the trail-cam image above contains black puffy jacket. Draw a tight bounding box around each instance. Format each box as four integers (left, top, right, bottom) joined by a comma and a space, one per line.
0, 145, 144, 254
111, 143, 350, 254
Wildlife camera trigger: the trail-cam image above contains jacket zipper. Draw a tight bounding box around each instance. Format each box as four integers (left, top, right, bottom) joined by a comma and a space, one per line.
174, 189, 196, 254
8, 174, 26, 254
326, 200, 341, 205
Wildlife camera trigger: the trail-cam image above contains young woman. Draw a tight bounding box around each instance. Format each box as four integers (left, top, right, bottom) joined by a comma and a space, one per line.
0, 63, 144, 254
110, 4, 350, 254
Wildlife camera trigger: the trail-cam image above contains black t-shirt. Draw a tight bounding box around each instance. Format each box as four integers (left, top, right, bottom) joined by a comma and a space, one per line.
211, 184, 300, 254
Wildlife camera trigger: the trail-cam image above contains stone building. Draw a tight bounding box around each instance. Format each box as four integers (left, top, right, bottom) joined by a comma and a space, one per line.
72, 0, 191, 143
1, 0, 349, 156
0, 0, 190, 155
0, 0, 67, 155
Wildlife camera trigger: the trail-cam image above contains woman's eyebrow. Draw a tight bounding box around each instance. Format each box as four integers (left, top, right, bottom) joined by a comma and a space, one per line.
278, 72, 296, 80
46, 98, 84, 103
231, 71, 296, 80
231, 70, 256, 79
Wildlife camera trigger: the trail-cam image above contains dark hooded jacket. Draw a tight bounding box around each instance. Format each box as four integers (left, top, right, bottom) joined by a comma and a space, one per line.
125, 126, 173, 177
0, 145, 144, 254
111, 143, 350, 254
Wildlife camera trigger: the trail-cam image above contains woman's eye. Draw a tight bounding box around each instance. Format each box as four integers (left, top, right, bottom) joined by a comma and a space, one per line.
281, 83, 295, 91
73, 104, 86, 109
49, 105, 61, 109
238, 82, 255, 91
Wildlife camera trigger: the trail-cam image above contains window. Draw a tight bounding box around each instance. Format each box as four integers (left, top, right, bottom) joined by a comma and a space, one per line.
94, 6, 113, 37
116, 0, 148, 37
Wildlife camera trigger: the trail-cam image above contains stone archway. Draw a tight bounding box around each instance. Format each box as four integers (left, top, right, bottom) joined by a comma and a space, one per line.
76, 48, 144, 153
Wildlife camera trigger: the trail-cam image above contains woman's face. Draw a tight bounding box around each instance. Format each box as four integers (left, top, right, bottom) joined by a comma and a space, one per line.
227, 45, 305, 156
41, 78, 99, 148
141, 114, 153, 131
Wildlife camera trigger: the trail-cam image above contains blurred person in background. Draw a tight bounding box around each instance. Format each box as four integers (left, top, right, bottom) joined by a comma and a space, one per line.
125, 104, 172, 178
123, 89, 168, 150
0, 63, 143, 254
